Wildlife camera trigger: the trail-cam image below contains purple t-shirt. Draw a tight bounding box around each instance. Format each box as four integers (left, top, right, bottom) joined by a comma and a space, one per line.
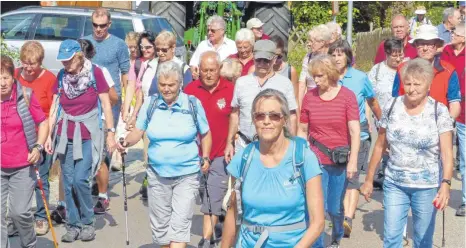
52, 66, 109, 139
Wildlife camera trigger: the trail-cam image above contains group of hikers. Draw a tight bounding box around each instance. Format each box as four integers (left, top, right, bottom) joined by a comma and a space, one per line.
1, 3, 465, 248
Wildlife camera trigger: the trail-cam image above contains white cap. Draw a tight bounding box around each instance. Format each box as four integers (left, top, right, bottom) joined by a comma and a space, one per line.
415, 6, 427, 15
409, 24, 444, 44
246, 18, 264, 29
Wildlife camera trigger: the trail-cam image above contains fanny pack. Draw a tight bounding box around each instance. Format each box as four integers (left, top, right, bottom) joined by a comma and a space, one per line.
309, 136, 350, 166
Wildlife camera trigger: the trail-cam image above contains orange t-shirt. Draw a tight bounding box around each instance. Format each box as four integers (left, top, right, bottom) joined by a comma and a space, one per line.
14, 68, 56, 117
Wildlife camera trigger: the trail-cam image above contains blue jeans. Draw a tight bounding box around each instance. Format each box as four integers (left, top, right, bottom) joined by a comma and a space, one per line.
457, 122, 465, 204
34, 152, 52, 220
383, 180, 437, 248
59, 139, 94, 228
313, 165, 347, 248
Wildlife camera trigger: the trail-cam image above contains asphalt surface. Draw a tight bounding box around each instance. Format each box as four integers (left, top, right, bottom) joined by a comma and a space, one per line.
9, 140, 466, 248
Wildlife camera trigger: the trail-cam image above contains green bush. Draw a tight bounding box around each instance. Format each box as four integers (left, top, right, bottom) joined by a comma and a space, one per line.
0, 35, 20, 63
287, 44, 308, 76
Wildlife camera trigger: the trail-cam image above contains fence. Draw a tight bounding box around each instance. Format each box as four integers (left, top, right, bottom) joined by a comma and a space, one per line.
354, 27, 392, 71
288, 26, 310, 50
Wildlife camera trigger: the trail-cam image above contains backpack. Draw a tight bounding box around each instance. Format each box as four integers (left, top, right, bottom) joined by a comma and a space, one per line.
233, 136, 309, 247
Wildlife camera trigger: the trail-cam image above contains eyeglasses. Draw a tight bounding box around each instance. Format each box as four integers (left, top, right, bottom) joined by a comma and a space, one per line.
140, 44, 154, 50
156, 47, 170, 53
92, 22, 108, 29
254, 58, 273, 64
21, 62, 39, 68
415, 42, 436, 49
275, 55, 283, 60
207, 28, 223, 34
253, 111, 284, 122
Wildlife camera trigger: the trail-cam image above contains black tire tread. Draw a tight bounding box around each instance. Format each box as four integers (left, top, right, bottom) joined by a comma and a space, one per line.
254, 4, 292, 51
150, 2, 186, 39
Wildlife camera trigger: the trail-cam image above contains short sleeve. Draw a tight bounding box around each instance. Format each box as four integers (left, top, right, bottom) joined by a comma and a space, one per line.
345, 90, 360, 122
128, 62, 137, 82
367, 64, 377, 88
362, 74, 375, 99
101, 67, 115, 88
94, 67, 110, 93
299, 93, 310, 124
284, 79, 298, 110
226, 150, 244, 179
447, 71, 461, 102
194, 98, 210, 135
28, 93, 46, 124
231, 81, 241, 108
135, 97, 151, 131
299, 56, 309, 82
303, 148, 322, 182
189, 42, 203, 66
436, 102, 454, 134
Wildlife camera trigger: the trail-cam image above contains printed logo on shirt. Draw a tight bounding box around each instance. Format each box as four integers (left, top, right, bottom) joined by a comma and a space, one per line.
217, 98, 226, 110
283, 179, 299, 190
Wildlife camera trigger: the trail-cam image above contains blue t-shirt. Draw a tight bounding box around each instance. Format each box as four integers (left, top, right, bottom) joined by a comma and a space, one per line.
227, 140, 322, 248
84, 34, 130, 95
338, 67, 375, 140
135, 92, 209, 177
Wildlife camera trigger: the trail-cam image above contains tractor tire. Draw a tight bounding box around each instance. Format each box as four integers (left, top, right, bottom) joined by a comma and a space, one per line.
253, 3, 292, 51
150, 2, 186, 40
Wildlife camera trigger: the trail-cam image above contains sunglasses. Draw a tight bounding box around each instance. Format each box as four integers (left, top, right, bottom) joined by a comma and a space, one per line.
253, 111, 283, 122
156, 47, 170, 53
92, 22, 108, 29
140, 44, 154, 50
254, 58, 273, 64
275, 55, 283, 60
207, 28, 223, 34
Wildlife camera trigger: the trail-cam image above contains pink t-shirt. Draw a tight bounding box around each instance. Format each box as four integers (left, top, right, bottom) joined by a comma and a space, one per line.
1, 87, 46, 169
300, 86, 359, 165
52, 66, 109, 140
128, 58, 148, 89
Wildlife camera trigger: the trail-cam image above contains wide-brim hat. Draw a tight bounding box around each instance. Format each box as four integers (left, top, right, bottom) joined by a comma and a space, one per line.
409, 24, 444, 45
57, 39, 81, 61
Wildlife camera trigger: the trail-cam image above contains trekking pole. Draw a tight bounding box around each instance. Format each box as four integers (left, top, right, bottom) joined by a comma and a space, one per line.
119, 138, 130, 246
203, 173, 218, 244
33, 165, 59, 248
442, 210, 445, 247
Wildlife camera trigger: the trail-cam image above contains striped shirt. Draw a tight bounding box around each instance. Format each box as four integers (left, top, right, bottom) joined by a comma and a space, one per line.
300, 86, 359, 165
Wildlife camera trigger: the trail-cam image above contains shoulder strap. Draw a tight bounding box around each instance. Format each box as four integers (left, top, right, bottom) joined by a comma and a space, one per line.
135, 58, 142, 77
387, 96, 398, 119
434, 100, 438, 124
146, 94, 158, 125
375, 62, 382, 82
188, 95, 200, 135
240, 142, 256, 181
288, 64, 292, 80
291, 137, 307, 194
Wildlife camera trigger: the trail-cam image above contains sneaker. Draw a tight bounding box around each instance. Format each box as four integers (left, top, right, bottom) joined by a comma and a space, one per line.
197, 238, 215, 248
343, 217, 352, 238
61, 226, 80, 243
34, 219, 49, 236
111, 162, 122, 172
327, 240, 340, 248
456, 203, 465, 216
79, 224, 96, 241
91, 183, 99, 196
139, 184, 148, 199
94, 197, 110, 214
51, 205, 67, 224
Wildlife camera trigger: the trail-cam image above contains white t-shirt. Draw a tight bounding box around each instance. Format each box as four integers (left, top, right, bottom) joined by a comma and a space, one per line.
189, 37, 237, 66
96, 65, 114, 121
367, 61, 397, 109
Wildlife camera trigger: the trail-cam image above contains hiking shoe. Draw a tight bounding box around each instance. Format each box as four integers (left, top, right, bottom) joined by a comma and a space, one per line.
35, 219, 49, 236
79, 224, 96, 241
94, 197, 110, 214
456, 203, 465, 216
61, 227, 80, 243
327, 240, 340, 248
343, 217, 352, 238
91, 183, 99, 196
51, 205, 67, 224
139, 184, 148, 200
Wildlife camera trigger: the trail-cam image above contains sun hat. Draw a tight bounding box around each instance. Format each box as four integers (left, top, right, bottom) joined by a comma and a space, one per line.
57, 39, 82, 61
246, 18, 264, 29
409, 24, 444, 45
415, 6, 427, 15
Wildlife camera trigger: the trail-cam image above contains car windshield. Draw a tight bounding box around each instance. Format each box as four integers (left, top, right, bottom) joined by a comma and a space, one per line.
142, 17, 183, 47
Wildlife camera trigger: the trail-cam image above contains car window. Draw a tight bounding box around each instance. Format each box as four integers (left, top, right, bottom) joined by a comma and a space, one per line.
1, 14, 35, 40
34, 15, 84, 40
142, 18, 183, 47
84, 17, 133, 40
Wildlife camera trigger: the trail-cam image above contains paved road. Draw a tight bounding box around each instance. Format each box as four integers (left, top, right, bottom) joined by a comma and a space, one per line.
10, 141, 466, 248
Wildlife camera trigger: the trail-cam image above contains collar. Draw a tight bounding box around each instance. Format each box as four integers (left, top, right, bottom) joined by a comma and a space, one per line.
444, 44, 465, 56
207, 36, 228, 48
156, 92, 184, 108
342, 67, 354, 79
194, 77, 229, 92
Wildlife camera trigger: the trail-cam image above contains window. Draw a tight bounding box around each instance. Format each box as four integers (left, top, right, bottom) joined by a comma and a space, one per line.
142, 18, 183, 47
84, 17, 133, 40
1, 14, 35, 40
33, 15, 84, 40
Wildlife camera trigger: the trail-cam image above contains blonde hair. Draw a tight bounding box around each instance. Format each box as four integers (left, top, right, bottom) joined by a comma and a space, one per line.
125, 31, 140, 44
220, 58, 242, 83
308, 54, 340, 83
20, 41, 45, 64
155, 30, 177, 48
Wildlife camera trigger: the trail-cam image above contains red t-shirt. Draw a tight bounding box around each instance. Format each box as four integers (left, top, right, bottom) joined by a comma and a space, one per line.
1, 87, 46, 169
14, 69, 56, 117
300, 86, 359, 165
374, 38, 417, 64
52, 66, 109, 140
228, 54, 254, 76
184, 78, 234, 160
261, 34, 270, 40
441, 45, 465, 123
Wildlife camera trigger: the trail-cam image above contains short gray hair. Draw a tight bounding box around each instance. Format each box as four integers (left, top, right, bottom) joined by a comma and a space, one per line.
220, 58, 242, 82
326, 22, 342, 36
400, 58, 434, 85
443, 7, 457, 22
200, 51, 221, 66
251, 89, 292, 138
207, 15, 225, 29
308, 24, 332, 42
156, 61, 182, 85
235, 28, 255, 46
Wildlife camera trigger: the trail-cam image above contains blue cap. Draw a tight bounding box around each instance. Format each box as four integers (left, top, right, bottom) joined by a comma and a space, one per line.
460, 1, 465, 7
57, 39, 81, 61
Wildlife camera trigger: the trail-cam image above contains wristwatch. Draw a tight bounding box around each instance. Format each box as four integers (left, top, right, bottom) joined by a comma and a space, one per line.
106, 128, 116, 133
31, 144, 44, 153
202, 157, 212, 165
441, 179, 451, 186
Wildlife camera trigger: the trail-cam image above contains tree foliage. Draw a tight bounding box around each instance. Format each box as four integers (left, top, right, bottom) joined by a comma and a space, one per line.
0, 34, 20, 63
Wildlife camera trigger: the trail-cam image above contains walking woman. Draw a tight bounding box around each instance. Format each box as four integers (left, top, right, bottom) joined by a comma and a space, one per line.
14, 41, 56, 236
118, 61, 211, 247
222, 89, 325, 248
229, 28, 255, 76
298, 55, 361, 248
45, 39, 116, 243
361, 58, 454, 248
1, 55, 49, 248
